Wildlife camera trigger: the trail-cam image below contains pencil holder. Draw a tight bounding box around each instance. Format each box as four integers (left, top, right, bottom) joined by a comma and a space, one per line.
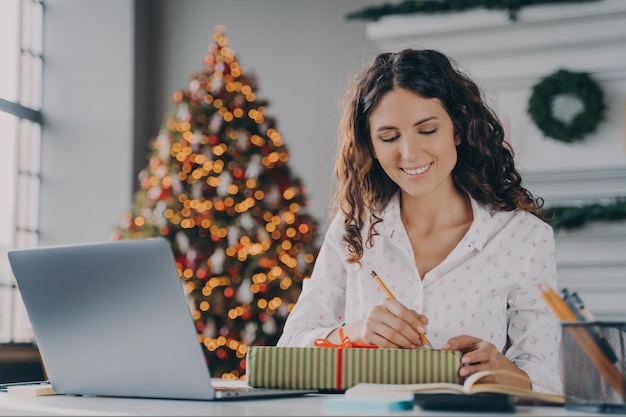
561, 321, 626, 414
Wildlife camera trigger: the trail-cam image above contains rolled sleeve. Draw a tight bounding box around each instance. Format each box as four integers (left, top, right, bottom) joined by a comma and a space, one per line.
506, 223, 563, 394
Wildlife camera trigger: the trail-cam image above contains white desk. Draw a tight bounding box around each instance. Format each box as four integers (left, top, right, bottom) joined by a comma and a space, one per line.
0, 392, 606, 416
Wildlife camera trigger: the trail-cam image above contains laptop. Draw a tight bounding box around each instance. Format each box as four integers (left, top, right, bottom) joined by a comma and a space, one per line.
7, 237, 316, 401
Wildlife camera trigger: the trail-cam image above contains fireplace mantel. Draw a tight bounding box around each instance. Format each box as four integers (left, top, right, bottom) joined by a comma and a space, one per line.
366, 0, 626, 62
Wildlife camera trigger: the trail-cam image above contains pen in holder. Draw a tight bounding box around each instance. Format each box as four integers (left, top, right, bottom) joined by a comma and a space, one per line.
562, 321, 626, 414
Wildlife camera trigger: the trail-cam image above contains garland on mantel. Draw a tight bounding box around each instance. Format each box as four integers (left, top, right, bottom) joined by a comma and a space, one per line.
345, 0, 600, 22
544, 197, 626, 231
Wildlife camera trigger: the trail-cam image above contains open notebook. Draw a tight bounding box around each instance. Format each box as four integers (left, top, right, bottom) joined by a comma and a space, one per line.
8, 237, 315, 400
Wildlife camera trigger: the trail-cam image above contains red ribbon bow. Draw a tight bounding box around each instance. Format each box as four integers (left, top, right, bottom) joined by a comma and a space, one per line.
314, 328, 378, 349
313, 328, 378, 390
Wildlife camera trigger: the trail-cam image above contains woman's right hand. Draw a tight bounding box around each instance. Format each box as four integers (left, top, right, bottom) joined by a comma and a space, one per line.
333, 298, 429, 349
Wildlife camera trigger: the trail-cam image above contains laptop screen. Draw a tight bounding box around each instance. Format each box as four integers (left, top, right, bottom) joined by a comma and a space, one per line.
9, 238, 219, 400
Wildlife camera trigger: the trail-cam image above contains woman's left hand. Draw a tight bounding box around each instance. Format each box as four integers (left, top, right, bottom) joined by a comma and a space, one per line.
440, 335, 531, 389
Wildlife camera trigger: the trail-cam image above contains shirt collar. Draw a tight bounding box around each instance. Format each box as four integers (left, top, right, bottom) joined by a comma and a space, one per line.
380, 192, 494, 252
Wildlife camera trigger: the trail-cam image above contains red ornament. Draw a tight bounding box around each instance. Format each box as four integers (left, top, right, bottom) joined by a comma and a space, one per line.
233, 168, 244, 179
158, 189, 169, 200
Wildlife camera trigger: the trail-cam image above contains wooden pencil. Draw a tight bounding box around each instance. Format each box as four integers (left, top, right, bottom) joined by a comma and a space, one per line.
371, 270, 433, 350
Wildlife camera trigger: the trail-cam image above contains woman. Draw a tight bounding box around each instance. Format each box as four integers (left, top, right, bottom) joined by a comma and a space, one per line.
277, 49, 562, 394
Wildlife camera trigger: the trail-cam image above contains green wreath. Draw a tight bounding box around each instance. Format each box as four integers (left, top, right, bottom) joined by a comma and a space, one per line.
527, 69, 605, 143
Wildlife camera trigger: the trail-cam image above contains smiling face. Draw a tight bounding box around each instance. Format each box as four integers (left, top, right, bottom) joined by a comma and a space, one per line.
369, 88, 460, 202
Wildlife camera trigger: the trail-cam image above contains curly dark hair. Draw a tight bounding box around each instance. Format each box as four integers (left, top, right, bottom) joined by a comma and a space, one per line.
332, 48, 545, 264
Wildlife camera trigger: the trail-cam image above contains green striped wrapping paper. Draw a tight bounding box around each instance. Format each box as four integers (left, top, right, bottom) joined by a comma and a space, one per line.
246, 346, 463, 390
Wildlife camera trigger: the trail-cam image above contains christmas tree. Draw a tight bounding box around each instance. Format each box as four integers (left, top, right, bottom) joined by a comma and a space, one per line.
113, 25, 321, 379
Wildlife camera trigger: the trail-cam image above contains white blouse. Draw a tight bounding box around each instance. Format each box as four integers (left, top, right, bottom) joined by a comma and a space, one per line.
277, 193, 563, 394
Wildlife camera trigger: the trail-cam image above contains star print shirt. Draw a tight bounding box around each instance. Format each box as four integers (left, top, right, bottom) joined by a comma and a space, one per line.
277, 193, 563, 394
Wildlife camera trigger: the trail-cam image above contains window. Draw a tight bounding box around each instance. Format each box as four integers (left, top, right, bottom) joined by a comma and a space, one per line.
0, 0, 43, 343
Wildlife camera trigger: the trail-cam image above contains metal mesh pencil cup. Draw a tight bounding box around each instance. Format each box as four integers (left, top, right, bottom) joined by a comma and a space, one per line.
562, 321, 626, 414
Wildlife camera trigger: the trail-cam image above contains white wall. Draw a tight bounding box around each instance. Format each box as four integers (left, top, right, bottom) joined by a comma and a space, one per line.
41, 0, 134, 246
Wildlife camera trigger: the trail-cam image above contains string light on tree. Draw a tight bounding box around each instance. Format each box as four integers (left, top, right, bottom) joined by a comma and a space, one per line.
113, 25, 320, 379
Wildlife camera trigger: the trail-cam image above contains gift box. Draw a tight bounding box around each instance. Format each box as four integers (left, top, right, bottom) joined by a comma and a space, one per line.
245, 346, 463, 391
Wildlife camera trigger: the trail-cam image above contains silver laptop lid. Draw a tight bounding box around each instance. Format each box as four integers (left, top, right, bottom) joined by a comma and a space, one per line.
8, 237, 217, 400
